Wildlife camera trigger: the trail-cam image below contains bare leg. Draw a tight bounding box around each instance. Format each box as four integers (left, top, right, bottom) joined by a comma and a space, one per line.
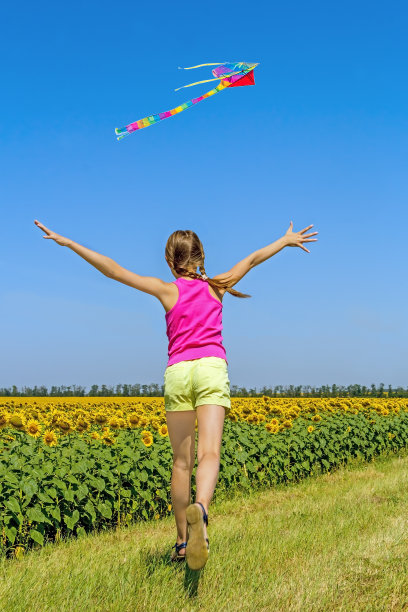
195, 404, 226, 539
166, 410, 196, 553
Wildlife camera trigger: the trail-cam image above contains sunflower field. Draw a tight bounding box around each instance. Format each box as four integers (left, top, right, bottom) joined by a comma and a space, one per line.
1, 397, 407, 558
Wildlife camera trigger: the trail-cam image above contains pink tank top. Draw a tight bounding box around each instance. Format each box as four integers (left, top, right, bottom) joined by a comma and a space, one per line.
165, 277, 227, 367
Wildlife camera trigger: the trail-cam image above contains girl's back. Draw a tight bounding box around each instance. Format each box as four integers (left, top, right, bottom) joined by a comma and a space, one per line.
165, 277, 227, 367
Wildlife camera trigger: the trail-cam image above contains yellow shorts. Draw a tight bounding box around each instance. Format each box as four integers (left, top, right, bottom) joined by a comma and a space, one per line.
164, 356, 231, 413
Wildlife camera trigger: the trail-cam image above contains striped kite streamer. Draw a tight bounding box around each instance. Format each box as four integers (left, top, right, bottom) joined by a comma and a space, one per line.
115, 62, 258, 140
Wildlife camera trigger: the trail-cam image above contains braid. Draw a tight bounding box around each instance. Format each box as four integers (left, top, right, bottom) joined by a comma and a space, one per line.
199, 265, 250, 299
174, 265, 203, 281
165, 230, 250, 299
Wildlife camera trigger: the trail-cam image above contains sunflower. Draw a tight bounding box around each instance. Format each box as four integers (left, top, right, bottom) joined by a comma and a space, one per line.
102, 433, 116, 445
312, 414, 321, 422
76, 419, 89, 432
270, 418, 279, 427
108, 417, 120, 429
95, 412, 108, 425
128, 413, 141, 428
158, 424, 168, 437
0, 411, 8, 429
90, 431, 100, 440
43, 430, 58, 446
56, 419, 73, 434
150, 418, 160, 431
307, 425, 315, 433
142, 434, 153, 447
9, 415, 25, 430
283, 419, 293, 429
26, 420, 42, 437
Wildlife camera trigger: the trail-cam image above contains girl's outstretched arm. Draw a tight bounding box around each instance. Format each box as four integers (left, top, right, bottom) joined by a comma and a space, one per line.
33, 220, 173, 304
214, 221, 318, 291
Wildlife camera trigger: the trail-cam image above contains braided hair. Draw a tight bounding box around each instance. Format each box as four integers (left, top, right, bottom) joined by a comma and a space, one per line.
165, 230, 250, 299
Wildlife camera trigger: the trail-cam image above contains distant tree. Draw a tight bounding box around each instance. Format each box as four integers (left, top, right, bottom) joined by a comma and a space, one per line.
89, 384, 99, 396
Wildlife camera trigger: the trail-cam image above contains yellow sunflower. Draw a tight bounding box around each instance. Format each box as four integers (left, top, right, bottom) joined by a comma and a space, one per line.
26, 420, 42, 437
102, 433, 116, 445
128, 413, 141, 428
150, 418, 160, 431
158, 424, 168, 437
76, 419, 89, 432
307, 425, 315, 433
94, 412, 108, 425
43, 430, 58, 446
108, 417, 120, 429
142, 434, 153, 447
56, 419, 73, 434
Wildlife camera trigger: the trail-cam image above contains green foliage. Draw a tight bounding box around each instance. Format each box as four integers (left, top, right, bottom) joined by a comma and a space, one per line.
1, 410, 407, 557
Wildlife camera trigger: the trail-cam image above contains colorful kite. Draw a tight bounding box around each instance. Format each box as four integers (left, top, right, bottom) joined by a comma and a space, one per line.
115, 61, 259, 140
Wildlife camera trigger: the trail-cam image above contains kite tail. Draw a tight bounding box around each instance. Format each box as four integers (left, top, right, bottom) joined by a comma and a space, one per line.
178, 63, 224, 69
175, 77, 220, 91
115, 81, 229, 140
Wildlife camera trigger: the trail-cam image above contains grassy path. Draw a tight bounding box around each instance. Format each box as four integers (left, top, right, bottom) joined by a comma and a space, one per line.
1, 452, 408, 611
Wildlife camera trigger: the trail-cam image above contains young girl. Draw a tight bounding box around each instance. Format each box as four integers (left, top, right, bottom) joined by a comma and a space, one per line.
34, 219, 318, 570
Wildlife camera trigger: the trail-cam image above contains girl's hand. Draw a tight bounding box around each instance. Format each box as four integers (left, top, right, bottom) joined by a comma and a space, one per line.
34, 220, 71, 247
284, 221, 318, 253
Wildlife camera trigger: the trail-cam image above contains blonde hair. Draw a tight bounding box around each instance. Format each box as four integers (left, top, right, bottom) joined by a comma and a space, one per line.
165, 230, 250, 299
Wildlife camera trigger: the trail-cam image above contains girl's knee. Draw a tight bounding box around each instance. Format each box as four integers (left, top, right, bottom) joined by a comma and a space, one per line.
197, 449, 220, 465
173, 455, 194, 472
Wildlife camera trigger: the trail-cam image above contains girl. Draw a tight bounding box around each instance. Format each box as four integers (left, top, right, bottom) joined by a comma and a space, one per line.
34, 219, 318, 570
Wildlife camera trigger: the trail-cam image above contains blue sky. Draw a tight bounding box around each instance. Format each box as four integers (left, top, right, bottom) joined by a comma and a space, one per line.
1, 0, 407, 390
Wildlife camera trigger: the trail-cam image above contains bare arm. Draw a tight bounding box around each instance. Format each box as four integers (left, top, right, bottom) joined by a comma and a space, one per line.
33, 220, 173, 302
214, 221, 318, 291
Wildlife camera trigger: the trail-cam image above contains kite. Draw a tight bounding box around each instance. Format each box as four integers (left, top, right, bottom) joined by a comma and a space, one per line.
115, 61, 259, 140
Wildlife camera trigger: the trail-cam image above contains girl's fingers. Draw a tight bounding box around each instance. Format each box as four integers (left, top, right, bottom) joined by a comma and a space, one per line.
304, 232, 318, 237
299, 224, 313, 234
300, 245, 310, 253
35, 220, 51, 234
302, 239, 318, 242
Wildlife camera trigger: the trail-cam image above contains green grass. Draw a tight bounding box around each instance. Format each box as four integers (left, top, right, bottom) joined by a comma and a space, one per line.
1, 451, 408, 611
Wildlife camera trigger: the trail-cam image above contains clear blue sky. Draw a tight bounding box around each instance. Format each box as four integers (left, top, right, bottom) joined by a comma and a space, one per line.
1, 0, 407, 390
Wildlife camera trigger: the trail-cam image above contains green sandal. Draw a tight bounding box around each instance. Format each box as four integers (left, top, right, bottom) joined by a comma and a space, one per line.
185, 502, 210, 570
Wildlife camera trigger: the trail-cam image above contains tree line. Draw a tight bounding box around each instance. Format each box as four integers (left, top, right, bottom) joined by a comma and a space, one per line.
0, 383, 407, 397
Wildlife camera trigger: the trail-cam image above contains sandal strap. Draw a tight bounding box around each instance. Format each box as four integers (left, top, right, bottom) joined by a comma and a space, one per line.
173, 541, 187, 553
196, 501, 209, 526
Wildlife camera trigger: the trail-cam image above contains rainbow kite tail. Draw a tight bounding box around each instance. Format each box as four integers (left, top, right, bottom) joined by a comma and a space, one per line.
115, 82, 228, 140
